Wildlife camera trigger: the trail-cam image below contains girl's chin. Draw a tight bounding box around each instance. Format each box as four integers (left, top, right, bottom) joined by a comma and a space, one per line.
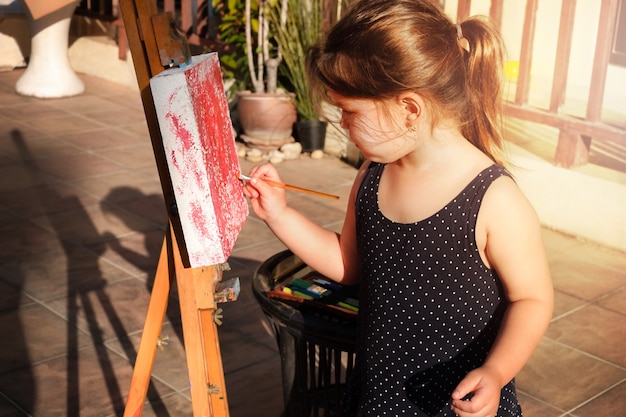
364, 154, 385, 163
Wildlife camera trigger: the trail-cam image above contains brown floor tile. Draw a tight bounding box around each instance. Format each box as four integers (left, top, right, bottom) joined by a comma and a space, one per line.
0, 207, 25, 229
99, 183, 162, 204
0, 245, 135, 301
43, 95, 125, 115
96, 91, 143, 110
541, 228, 588, 256
45, 277, 155, 342
517, 338, 626, 411
230, 215, 285, 253
546, 304, 626, 368
29, 114, 105, 137
98, 142, 160, 170
68, 170, 163, 201
0, 303, 92, 372
517, 391, 564, 417
570, 380, 626, 417
0, 394, 25, 417
0, 154, 14, 167
90, 229, 164, 279
34, 153, 127, 181
552, 290, 587, 319
549, 256, 626, 301
0, 182, 100, 218
107, 192, 168, 226
0, 222, 66, 261
219, 283, 284, 370
0, 133, 86, 162
0, 101, 68, 122
0, 87, 23, 105
138, 393, 194, 417
285, 193, 350, 227
273, 155, 357, 187
123, 120, 152, 138
595, 286, 626, 315
559, 239, 626, 274
0, 345, 170, 417
89, 106, 149, 128
80, 75, 138, 98
60, 127, 145, 151
0, 279, 27, 310
225, 360, 284, 417
31, 203, 159, 246
0, 163, 51, 193
105, 321, 190, 392
0, 130, 47, 161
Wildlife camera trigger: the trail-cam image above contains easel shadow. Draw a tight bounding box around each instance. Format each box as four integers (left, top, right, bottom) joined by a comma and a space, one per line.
10, 130, 174, 416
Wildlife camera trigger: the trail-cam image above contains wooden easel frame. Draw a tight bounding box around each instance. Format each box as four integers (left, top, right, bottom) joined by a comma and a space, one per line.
118, 1, 229, 416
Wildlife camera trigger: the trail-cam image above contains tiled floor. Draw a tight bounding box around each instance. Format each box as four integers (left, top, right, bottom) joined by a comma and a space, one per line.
0, 68, 624, 417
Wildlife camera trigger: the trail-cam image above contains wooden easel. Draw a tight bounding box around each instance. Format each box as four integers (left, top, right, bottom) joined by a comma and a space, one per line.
118, 1, 230, 416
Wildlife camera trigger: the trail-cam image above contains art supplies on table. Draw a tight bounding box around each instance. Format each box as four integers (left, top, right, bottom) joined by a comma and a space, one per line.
268, 271, 359, 318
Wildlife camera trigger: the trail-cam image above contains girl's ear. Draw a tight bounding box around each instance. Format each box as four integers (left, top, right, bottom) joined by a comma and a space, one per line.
399, 93, 422, 124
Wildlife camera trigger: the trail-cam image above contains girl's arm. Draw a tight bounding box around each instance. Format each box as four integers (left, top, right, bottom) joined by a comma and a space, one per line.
451, 176, 553, 417
242, 163, 363, 284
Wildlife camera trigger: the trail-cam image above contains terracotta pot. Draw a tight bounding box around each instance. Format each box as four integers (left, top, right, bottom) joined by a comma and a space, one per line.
236, 91, 297, 150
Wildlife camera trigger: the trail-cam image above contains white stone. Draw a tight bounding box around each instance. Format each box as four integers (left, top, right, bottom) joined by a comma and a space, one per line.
280, 142, 302, 159
235, 142, 247, 157
310, 149, 325, 160
269, 150, 285, 164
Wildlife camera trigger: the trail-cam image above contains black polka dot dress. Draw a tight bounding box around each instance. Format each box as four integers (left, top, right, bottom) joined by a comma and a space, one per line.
343, 163, 521, 417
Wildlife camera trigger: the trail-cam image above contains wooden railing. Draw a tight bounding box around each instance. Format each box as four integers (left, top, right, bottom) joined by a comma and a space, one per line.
77, 0, 626, 169
456, 0, 626, 168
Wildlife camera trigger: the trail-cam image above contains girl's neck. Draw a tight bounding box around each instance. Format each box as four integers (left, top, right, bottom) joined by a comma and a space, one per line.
392, 125, 477, 173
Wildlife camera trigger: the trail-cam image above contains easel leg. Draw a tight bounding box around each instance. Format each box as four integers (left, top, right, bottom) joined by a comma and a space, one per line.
171, 227, 230, 417
124, 234, 173, 417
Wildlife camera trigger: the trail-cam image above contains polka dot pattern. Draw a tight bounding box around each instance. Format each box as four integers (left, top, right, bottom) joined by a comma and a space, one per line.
343, 163, 521, 416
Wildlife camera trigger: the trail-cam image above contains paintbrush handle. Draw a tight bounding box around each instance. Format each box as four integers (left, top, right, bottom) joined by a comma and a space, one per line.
264, 179, 340, 200
239, 174, 339, 200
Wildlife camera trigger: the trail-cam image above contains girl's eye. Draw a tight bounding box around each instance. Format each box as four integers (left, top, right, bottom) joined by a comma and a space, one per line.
342, 109, 354, 116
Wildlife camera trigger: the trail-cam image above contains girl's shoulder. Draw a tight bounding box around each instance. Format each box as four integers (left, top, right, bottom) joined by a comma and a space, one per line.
479, 166, 537, 225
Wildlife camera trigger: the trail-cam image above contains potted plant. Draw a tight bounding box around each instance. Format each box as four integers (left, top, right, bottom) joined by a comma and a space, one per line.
212, 0, 251, 98
268, 0, 328, 152
215, 0, 297, 150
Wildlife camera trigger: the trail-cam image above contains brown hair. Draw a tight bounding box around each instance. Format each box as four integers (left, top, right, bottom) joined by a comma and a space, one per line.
306, 0, 506, 165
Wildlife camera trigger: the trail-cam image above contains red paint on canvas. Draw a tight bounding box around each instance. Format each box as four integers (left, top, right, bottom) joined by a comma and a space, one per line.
154, 53, 247, 266
185, 56, 247, 255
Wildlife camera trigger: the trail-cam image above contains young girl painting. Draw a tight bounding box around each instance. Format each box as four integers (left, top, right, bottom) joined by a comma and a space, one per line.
242, 0, 553, 416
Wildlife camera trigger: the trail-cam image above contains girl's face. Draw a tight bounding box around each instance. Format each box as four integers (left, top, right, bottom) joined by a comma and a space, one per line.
327, 89, 416, 163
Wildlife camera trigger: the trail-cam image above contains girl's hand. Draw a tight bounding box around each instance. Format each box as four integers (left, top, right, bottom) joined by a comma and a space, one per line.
241, 163, 287, 222
450, 367, 502, 417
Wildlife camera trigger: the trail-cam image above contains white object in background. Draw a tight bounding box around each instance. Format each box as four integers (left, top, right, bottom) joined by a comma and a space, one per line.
15, 0, 84, 98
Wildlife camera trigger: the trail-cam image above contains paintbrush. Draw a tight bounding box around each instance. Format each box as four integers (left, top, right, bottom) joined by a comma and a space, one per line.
238, 173, 340, 200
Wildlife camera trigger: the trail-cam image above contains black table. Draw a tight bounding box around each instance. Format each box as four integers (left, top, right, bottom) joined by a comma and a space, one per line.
252, 250, 358, 417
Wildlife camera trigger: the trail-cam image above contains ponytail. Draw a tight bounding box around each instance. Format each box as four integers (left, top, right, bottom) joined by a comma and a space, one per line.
457, 17, 506, 166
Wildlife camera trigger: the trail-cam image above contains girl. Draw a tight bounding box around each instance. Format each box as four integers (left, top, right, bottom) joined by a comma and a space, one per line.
242, 0, 553, 416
